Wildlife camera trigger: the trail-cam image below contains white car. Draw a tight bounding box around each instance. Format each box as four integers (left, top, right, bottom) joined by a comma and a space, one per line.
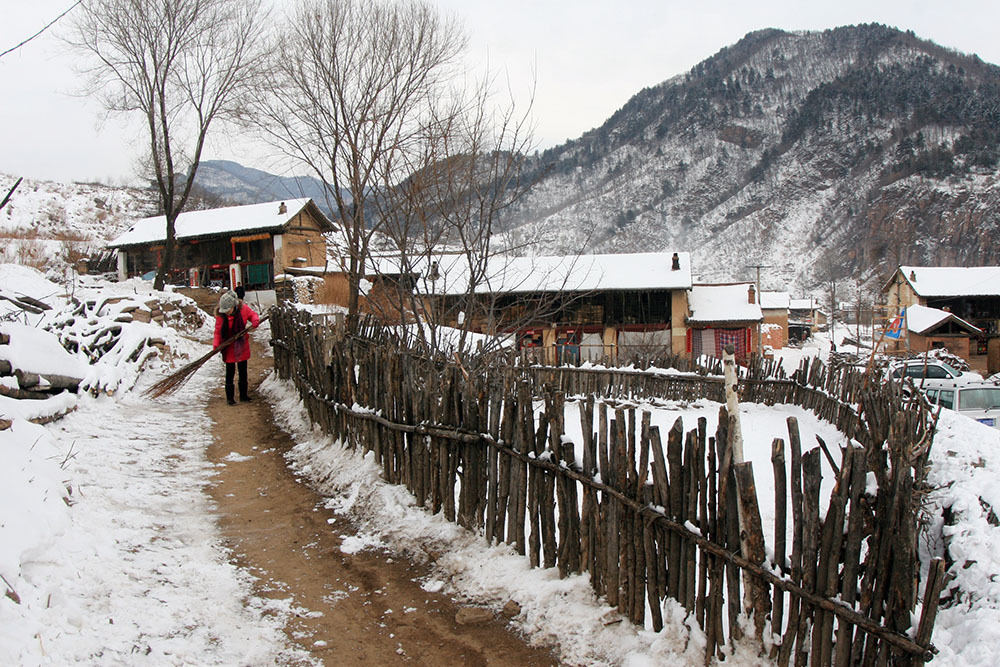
886, 360, 984, 391
925, 384, 1000, 429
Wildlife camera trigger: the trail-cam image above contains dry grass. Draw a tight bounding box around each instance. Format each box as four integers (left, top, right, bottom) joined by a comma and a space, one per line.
0, 228, 97, 271
0, 227, 90, 242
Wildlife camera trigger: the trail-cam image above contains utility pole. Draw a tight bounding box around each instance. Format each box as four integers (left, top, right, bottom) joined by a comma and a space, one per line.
747, 264, 770, 356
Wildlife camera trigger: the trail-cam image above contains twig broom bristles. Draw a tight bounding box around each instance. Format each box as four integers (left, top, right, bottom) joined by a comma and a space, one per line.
144, 314, 270, 399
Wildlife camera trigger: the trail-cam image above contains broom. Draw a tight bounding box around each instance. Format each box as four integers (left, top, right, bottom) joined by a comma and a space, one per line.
144, 313, 271, 399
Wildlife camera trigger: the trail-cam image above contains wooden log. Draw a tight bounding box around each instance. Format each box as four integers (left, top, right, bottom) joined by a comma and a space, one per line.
598, 401, 611, 598
542, 393, 562, 570
721, 412, 743, 644
912, 558, 948, 667
605, 416, 621, 608
496, 394, 516, 543
559, 432, 582, 575
528, 411, 546, 568
696, 417, 709, 630
614, 409, 631, 616
794, 449, 823, 667
666, 417, 684, 600
778, 417, 806, 667
734, 461, 769, 639
814, 446, 853, 667
580, 396, 598, 581
0, 383, 52, 400
834, 445, 873, 667
771, 437, 788, 649
649, 426, 669, 604
485, 394, 501, 543
15, 369, 82, 391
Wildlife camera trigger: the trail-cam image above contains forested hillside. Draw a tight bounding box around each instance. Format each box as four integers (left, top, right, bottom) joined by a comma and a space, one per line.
503, 24, 1000, 291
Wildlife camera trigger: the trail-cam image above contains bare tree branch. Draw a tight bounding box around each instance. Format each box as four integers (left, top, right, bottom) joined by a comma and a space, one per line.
68, 0, 269, 290
0, 177, 23, 213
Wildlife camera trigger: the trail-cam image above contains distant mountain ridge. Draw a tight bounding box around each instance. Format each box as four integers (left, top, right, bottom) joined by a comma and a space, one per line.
501, 24, 1000, 292
192, 24, 1000, 293
193, 160, 337, 217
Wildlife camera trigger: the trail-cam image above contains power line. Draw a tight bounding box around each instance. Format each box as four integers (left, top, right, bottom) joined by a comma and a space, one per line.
0, 2, 82, 61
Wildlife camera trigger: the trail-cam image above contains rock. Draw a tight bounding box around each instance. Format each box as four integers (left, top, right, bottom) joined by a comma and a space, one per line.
501, 600, 521, 618
455, 606, 493, 626
132, 310, 152, 323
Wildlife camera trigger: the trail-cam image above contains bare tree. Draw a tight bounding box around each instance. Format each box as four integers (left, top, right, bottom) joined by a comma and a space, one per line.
69, 0, 267, 290
256, 0, 467, 320
366, 72, 551, 354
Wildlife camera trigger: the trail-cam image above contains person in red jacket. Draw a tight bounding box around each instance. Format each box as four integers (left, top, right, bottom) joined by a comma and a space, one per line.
214, 289, 260, 405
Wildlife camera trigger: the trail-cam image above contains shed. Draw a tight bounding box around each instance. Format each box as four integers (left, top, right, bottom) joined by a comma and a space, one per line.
108, 199, 334, 295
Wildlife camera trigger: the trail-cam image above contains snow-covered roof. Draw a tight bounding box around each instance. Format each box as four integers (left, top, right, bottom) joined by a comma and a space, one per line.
383, 251, 693, 296
893, 266, 1000, 298
107, 198, 332, 248
687, 283, 763, 323
905, 304, 983, 336
760, 291, 790, 310
789, 298, 818, 311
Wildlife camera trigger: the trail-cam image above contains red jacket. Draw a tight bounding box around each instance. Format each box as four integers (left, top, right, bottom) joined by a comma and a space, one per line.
213, 303, 260, 363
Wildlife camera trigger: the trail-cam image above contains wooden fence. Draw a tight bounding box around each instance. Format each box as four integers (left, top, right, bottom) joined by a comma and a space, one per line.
270, 307, 946, 665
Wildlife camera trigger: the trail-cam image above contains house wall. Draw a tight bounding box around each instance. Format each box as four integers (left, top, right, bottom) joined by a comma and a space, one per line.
907, 333, 972, 360
273, 210, 329, 273
885, 273, 924, 311
671, 290, 689, 355
762, 308, 788, 348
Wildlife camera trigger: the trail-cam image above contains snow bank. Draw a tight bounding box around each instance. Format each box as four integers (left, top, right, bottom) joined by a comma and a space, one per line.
262, 373, 783, 665
1, 316, 304, 664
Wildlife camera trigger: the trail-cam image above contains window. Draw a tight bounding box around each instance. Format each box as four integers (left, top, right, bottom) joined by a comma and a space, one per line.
938, 390, 955, 409
959, 388, 1000, 410
926, 365, 950, 379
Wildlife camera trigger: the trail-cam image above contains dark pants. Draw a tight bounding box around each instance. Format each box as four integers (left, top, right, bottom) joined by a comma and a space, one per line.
225, 360, 249, 402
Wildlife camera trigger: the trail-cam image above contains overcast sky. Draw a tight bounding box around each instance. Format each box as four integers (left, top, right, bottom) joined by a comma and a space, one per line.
2, 0, 999, 184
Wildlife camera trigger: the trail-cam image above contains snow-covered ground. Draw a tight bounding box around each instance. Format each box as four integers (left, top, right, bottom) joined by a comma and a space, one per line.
0, 265, 308, 664
1, 370, 306, 664
3, 267, 1000, 665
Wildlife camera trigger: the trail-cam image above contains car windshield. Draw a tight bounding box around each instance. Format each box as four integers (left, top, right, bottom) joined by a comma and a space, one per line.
959, 388, 1000, 411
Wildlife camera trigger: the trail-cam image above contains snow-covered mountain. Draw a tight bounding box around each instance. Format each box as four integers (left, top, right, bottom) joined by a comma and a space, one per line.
505, 24, 1000, 291
193, 160, 341, 218
0, 174, 158, 272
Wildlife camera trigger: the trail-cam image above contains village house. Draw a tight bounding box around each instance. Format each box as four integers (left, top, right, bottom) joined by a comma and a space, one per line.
108, 199, 334, 303
759, 290, 790, 349
788, 297, 825, 342
686, 283, 764, 362
882, 265, 1000, 372
406, 251, 693, 364
900, 304, 984, 360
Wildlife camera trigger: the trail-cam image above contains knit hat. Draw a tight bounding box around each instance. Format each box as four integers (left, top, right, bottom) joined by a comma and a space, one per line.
218, 290, 239, 314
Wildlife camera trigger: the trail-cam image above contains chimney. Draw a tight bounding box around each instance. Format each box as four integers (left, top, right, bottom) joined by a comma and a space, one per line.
748, 284, 756, 304
909, 269, 916, 281
278, 201, 287, 215
427, 261, 440, 281
671, 252, 680, 270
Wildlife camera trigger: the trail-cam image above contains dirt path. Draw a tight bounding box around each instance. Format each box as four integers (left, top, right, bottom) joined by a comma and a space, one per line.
204, 337, 558, 666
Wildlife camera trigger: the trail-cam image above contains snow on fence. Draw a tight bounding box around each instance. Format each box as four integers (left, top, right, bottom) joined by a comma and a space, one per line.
271, 306, 946, 665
